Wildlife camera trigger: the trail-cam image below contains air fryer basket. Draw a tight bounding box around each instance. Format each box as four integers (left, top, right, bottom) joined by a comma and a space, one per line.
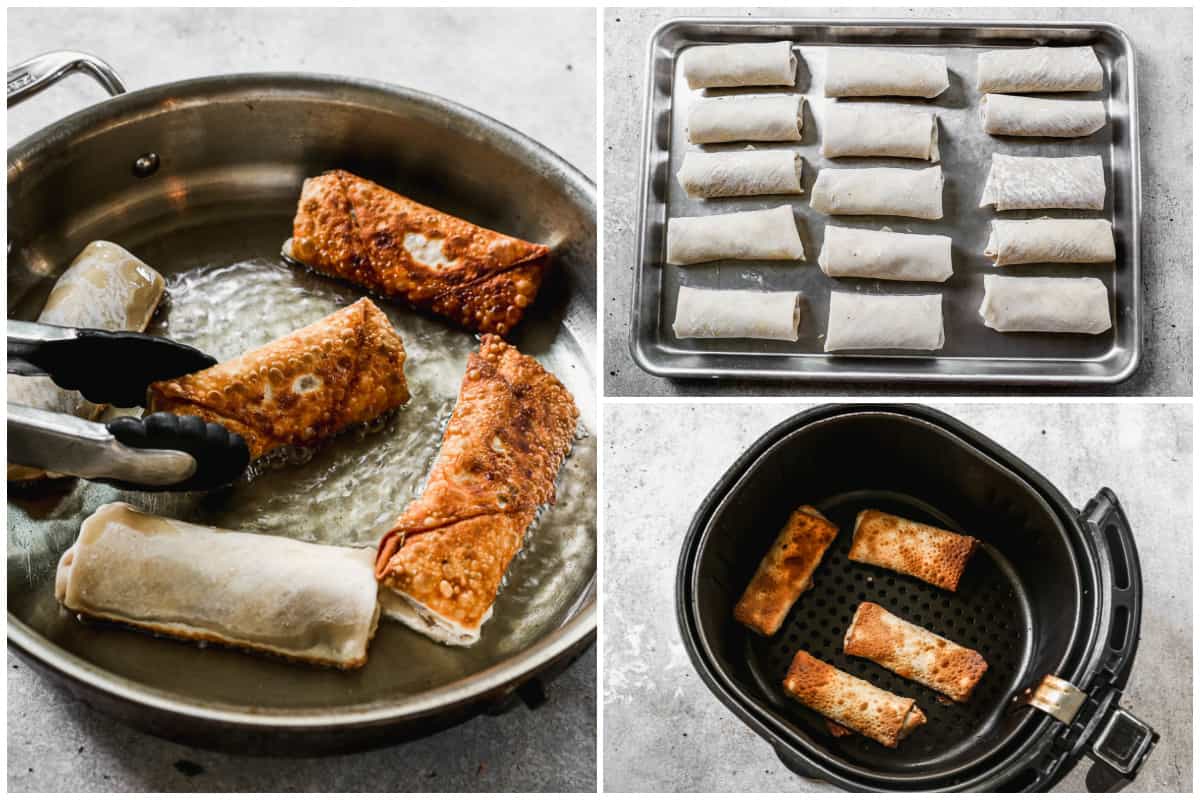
677, 405, 1156, 792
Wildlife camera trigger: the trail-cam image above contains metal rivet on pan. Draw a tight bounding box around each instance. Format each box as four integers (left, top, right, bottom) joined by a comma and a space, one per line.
132, 152, 160, 178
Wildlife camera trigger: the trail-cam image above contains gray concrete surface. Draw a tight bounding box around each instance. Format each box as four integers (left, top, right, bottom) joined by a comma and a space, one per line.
6, 7, 596, 793
604, 402, 1191, 792
603, 7, 1193, 397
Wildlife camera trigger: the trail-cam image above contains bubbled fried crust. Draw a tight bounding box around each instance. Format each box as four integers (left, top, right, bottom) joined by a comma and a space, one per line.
847, 510, 978, 592
783, 650, 924, 749
734, 506, 839, 636
291, 170, 550, 335
375, 335, 579, 630
844, 602, 988, 703
147, 298, 410, 460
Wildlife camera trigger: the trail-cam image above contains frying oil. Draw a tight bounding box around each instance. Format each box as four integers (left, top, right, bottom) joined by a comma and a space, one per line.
8, 257, 596, 706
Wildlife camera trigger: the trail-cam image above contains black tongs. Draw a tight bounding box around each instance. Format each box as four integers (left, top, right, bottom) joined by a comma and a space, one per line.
7, 320, 250, 491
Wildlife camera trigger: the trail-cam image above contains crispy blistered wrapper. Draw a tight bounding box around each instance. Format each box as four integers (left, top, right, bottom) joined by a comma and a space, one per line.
734, 505, 839, 636
848, 509, 978, 592
147, 298, 409, 460
784, 650, 926, 748
844, 601, 988, 703
375, 335, 578, 640
290, 170, 550, 335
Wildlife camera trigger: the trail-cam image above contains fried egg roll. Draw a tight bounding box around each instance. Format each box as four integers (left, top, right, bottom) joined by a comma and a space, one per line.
985, 218, 1116, 266
848, 510, 978, 591
977, 46, 1103, 94
979, 154, 1105, 211
375, 335, 578, 646
844, 602, 989, 702
9, 241, 165, 481
734, 506, 838, 636
55, 503, 380, 668
687, 94, 804, 144
147, 298, 409, 461
824, 48, 949, 99
682, 41, 798, 90
288, 170, 550, 335
783, 650, 927, 748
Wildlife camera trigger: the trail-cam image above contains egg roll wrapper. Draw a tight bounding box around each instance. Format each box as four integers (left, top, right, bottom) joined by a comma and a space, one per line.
289, 169, 550, 335
9, 241, 165, 481
55, 502, 380, 669
783, 650, 926, 748
376, 335, 578, 644
848, 510, 978, 591
734, 506, 838, 636
147, 297, 409, 460
844, 602, 989, 702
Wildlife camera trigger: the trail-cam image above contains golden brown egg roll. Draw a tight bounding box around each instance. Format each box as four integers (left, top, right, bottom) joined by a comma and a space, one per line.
783, 650, 926, 748
56, 503, 380, 669
147, 297, 409, 460
375, 334, 578, 645
734, 505, 838, 636
844, 602, 989, 702
288, 170, 550, 335
848, 510, 978, 591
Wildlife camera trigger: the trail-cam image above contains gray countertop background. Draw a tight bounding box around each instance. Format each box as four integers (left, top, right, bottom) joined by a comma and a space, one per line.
603, 402, 1192, 792
6, 7, 596, 793
603, 7, 1193, 397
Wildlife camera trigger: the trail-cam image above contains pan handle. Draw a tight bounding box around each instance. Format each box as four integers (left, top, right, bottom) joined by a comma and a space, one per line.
7, 50, 125, 108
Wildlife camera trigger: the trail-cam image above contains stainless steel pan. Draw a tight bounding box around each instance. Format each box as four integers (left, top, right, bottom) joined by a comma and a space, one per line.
6, 52, 597, 754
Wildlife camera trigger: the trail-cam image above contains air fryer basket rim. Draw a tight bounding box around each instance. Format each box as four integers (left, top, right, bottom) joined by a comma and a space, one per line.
675, 404, 1143, 791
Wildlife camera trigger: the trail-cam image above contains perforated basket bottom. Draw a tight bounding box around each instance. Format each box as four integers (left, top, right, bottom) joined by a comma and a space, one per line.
744, 489, 1031, 775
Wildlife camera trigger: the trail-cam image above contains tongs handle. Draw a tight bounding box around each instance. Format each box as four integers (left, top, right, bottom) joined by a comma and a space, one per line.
8, 320, 217, 408
7, 406, 249, 491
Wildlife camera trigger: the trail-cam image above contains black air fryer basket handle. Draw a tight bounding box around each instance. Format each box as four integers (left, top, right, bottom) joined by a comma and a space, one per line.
1075, 488, 1158, 789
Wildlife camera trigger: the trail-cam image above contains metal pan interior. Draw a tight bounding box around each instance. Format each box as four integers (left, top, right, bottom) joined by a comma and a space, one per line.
688, 410, 1083, 785
7, 76, 596, 728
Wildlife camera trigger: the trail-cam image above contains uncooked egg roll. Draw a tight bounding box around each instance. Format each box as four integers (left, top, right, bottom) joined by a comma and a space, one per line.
811, 166, 944, 220
687, 94, 804, 144
55, 503, 380, 668
375, 335, 578, 646
824, 48, 949, 99
667, 206, 806, 265
147, 297, 410, 460
676, 150, 805, 199
734, 506, 838, 636
821, 104, 940, 161
985, 218, 1116, 266
844, 601, 989, 702
288, 170, 550, 335
979, 154, 1105, 211
848, 510, 978, 591
8, 241, 165, 481
979, 275, 1112, 334
783, 650, 927, 748
980, 94, 1106, 138
977, 46, 1103, 94
682, 41, 798, 90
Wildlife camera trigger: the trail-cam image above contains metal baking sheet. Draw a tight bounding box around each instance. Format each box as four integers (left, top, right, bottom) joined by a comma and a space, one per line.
630, 18, 1141, 384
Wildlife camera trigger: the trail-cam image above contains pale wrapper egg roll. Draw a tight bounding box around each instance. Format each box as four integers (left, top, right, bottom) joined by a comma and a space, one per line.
977, 46, 1103, 94
55, 503, 380, 669
811, 166, 944, 220
666, 205, 806, 265
677, 150, 804, 199
8, 241, 165, 482
979, 275, 1112, 334
734, 506, 839, 637
844, 602, 989, 703
819, 226, 952, 283
682, 41, 797, 90
985, 218, 1115, 266
981, 94, 1106, 138
821, 104, 940, 161
979, 154, 1105, 211
673, 286, 801, 342
824, 48, 949, 99
783, 650, 927, 748
848, 510, 978, 591
687, 94, 804, 144
824, 292, 944, 352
